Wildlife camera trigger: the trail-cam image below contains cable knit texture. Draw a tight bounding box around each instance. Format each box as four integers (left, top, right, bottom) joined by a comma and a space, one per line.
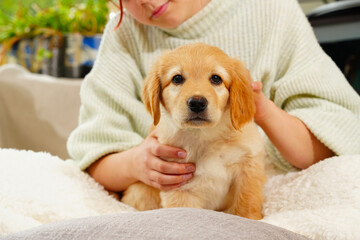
67, 0, 360, 171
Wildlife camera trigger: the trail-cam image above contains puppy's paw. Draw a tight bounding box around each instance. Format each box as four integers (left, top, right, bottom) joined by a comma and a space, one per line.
121, 182, 161, 211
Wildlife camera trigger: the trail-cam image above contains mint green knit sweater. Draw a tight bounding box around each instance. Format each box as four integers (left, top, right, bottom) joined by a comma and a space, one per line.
67, 0, 360, 171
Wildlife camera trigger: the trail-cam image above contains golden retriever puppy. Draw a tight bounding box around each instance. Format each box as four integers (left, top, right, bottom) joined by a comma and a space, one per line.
121, 43, 266, 220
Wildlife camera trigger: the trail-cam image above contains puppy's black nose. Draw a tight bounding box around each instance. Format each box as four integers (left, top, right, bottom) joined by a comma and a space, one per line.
187, 96, 208, 113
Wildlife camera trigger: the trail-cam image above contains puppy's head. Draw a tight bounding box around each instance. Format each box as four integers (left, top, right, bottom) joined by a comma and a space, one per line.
142, 43, 255, 130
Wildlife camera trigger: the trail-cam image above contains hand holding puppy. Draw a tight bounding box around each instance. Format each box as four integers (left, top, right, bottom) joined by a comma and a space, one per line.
131, 132, 195, 191
87, 134, 194, 192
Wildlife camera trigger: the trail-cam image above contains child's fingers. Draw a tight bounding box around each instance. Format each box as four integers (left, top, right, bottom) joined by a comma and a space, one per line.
150, 156, 195, 175
251, 81, 263, 93
148, 133, 187, 159
151, 143, 187, 159
146, 161, 195, 190
149, 169, 193, 186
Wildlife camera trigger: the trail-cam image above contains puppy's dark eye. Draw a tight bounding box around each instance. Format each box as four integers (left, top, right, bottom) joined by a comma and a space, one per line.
172, 74, 185, 85
210, 74, 222, 85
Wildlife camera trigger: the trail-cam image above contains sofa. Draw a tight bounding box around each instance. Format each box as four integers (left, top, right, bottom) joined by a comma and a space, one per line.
0, 64, 81, 159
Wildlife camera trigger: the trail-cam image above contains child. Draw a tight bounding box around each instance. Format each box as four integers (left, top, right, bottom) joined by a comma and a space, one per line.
67, 0, 360, 192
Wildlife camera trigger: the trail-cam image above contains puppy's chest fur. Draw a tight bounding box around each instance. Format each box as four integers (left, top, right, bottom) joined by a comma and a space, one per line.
155, 115, 258, 210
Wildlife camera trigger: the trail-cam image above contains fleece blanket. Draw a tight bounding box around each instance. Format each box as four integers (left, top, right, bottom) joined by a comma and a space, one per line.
0, 148, 359, 239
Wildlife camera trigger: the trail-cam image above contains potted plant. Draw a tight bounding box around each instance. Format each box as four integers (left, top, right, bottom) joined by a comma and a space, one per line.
0, 0, 109, 78
34, 0, 109, 78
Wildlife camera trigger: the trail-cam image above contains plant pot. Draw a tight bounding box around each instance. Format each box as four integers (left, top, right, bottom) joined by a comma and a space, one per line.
1, 33, 102, 78
37, 35, 66, 77
36, 33, 102, 78
64, 33, 82, 78
64, 33, 102, 78
81, 34, 102, 77
17, 39, 35, 71
2, 42, 20, 65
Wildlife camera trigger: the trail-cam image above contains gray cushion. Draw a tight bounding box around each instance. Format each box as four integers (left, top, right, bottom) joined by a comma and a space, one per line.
2, 208, 308, 240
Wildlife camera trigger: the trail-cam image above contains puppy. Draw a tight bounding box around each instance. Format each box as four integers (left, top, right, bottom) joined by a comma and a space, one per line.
121, 43, 266, 220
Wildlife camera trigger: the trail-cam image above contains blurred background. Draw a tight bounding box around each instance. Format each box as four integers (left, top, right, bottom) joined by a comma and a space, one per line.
0, 0, 359, 93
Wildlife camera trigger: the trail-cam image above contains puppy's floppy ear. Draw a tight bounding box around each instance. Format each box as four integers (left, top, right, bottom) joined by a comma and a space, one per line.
142, 62, 161, 126
229, 60, 256, 130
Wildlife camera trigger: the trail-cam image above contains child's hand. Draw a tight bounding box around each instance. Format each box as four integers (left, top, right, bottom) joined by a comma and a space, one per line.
250, 81, 334, 168
131, 132, 195, 191
251, 81, 274, 126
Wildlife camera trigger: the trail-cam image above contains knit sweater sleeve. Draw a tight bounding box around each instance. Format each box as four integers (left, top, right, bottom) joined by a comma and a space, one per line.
66, 15, 152, 170
263, 0, 360, 171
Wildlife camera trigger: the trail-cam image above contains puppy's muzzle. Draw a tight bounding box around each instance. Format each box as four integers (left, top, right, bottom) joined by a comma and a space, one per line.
187, 96, 208, 113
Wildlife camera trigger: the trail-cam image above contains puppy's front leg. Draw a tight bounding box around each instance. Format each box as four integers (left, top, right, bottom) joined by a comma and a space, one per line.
121, 182, 161, 211
230, 156, 266, 220
161, 190, 205, 209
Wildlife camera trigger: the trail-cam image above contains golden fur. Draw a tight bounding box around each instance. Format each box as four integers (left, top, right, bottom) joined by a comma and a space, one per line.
121, 43, 266, 220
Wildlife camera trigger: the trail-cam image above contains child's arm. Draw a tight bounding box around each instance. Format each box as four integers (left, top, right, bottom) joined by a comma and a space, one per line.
252, 82, 334, 169
87, 131, 195, 192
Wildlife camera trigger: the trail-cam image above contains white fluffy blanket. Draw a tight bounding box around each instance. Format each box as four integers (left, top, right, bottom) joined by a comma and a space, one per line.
1, 148, 359, 239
